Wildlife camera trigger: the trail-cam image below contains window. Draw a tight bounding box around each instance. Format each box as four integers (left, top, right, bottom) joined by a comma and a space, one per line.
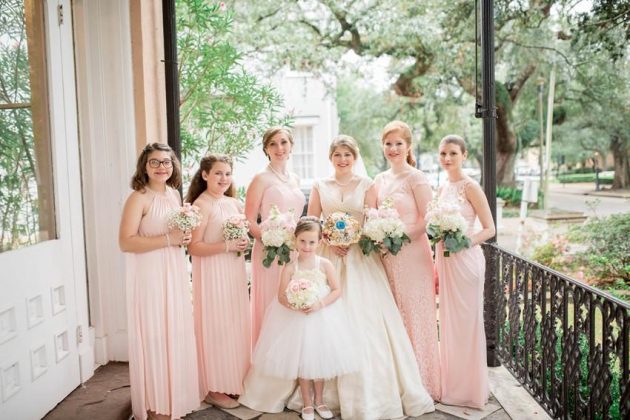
292, 125, 314, 179
0, 0, 55, 252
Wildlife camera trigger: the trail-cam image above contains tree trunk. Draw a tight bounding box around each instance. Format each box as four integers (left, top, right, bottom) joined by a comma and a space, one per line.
610, 134, 630, 189
496, 102, 517, 187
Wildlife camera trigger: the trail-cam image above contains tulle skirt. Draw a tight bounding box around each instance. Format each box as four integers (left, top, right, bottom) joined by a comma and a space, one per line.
253, 299, 359, 380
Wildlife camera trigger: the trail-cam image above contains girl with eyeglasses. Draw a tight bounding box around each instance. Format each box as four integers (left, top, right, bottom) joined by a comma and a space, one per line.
119, 142, 200, 420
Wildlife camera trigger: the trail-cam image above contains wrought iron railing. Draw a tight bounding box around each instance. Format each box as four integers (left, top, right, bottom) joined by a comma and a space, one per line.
484, 243, 630, 419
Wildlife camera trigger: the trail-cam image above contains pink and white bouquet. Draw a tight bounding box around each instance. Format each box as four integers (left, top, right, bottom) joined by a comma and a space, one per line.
167, 203, 202, 232
322, 212, 362, 248
222, 215, 250, 256
285, 277, 320, 310
260, 205, 296, 267
359, 197, 410, 256
425, 197, 471, 257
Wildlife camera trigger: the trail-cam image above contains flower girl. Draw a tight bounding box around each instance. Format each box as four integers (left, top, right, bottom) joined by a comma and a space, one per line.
250, 216, 358, 420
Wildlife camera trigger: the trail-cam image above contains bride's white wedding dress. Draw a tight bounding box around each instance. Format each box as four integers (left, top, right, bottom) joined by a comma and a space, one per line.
239, 177, 434, 419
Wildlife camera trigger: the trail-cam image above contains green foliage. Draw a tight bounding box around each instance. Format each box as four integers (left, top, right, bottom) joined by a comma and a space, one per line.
496, 187, 523, 207
427, 224, 471, 257
557, 172, 614, 184
575, 0, 630, 61
359, 232, 410, 257
569, 214, 630, 285
516, 119, 539, 150
0, 1, 43, 251
177, 0, 287, 163
531, 235, 573, 270
262, 243, 291, 268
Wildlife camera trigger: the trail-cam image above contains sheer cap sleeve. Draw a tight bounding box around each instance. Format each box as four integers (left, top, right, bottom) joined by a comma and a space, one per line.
407, 169, 429, 188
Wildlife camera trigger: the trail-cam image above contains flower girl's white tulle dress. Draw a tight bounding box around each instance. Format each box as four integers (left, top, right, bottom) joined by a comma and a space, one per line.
252, 257, 358, 380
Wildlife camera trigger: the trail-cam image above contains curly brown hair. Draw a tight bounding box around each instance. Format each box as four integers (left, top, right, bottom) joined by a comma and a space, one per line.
185, 154, 235, 203
131, 142, 181, 191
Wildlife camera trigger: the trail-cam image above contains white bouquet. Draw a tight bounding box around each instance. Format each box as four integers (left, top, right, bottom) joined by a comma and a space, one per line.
285, 277, 320, 309
359, 198, 410, 256
222, 215, 250, 256
425, 197, 471, 257
167, 203, 202, 232
260, 205, 296, 267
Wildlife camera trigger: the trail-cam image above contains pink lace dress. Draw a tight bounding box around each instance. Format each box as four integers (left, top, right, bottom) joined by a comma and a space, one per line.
436, 179, 489, 408
192, 194, 251, 396
124, 189, 200, 420
375, 169, 441, 400
250, 183, 305, 347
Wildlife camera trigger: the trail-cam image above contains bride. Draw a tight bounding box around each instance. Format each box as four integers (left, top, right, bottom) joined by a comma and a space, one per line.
239, 135, 434, 419
307, 135, 434, 419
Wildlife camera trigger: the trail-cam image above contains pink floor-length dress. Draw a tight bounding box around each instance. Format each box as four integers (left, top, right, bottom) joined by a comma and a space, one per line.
192, 194, 251, 396
436, 178, 489, 409
250, 183, 305, 347
375, 169, 441, 401
125, 189, 200, 420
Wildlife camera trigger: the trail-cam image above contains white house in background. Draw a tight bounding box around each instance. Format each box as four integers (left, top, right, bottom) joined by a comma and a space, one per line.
234, 69, 365, 194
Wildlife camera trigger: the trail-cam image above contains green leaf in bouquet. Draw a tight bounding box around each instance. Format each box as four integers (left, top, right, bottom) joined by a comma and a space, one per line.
277, 244, 291, 265
359, 236, 378, 256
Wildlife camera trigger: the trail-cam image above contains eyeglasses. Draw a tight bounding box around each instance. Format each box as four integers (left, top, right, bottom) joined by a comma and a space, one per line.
148, 159, 173, 168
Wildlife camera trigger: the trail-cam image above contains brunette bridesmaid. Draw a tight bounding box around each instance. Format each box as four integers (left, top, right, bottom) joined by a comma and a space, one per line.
187, 154, 251, 409
119, 143, 200, 420
374, 120, 441, 400
435, 135, 495, 408
245, 127, 306, 347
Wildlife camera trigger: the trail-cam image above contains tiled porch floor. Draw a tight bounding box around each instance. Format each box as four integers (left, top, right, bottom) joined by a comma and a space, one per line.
44, 363, 549, 420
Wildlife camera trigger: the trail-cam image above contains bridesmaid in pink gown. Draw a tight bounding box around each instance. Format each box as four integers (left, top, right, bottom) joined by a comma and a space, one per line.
375, 120, 441, 400
245, 127, 306, 347
119, 143, 200, 420
435, 135, 495, 409
187, 154, 251, 409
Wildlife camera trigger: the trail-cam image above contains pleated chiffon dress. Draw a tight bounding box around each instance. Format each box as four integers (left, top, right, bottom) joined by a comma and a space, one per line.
125, 188, 200, 420
192, 193, 251, 396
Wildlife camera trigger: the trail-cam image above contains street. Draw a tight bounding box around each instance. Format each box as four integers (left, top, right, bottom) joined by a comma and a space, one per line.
546, 182, 630, 217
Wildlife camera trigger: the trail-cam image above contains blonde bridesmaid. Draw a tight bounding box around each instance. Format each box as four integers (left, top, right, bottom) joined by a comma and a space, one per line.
436, 135, 495, 408
187, 154, 251, 409
374, 120, 441, 400
245, 127, 306, 347
119, 143, 200, 420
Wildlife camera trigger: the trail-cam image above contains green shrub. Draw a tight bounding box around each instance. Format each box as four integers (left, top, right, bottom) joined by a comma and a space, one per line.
497, 187, 523, 206
569, 214, 630, 285
557, 171, 614, 184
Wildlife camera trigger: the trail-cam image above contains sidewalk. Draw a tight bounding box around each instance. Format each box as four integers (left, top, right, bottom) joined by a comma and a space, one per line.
44, 362, 549, 420
549, 182, 630, 199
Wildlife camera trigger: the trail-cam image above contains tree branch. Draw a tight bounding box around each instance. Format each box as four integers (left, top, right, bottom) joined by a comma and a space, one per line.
507, 63, 537, 102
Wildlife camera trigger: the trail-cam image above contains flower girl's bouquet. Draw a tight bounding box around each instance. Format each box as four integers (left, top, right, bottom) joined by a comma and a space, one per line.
260, 205, 296, 267
425, 197, 471, 257
359, 198, 410, 256
222, 215, 250, 256
167, 203, 202, 233
322, 212, 362, 248
285, 277, 320, 309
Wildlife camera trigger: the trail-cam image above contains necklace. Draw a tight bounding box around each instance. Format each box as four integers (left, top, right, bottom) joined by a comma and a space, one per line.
267, 164, 290, 183
333, 175, 354, 187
